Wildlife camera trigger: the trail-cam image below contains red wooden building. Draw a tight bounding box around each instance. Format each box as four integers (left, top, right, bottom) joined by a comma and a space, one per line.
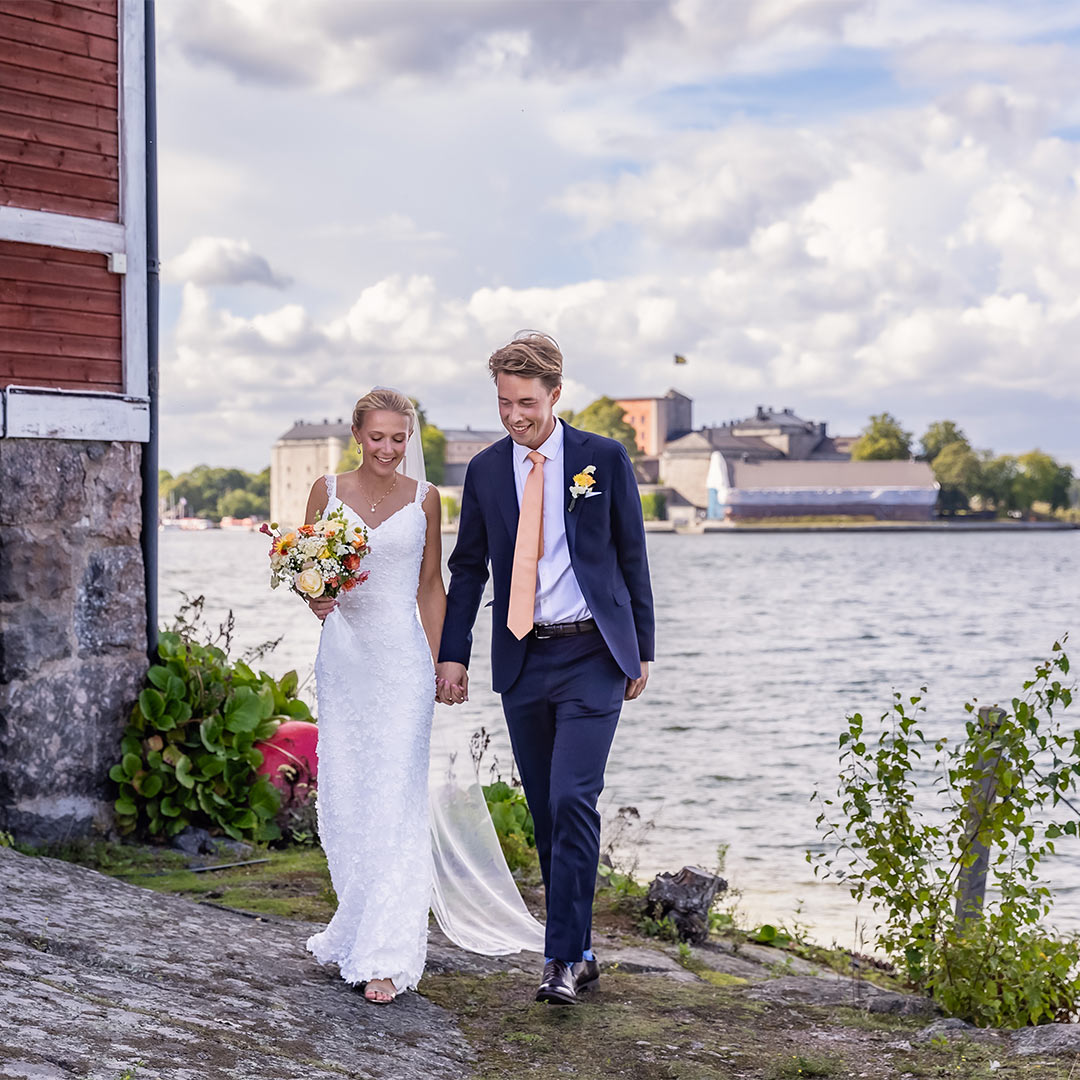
0, 0, 151, 435
0, 0, 158, 845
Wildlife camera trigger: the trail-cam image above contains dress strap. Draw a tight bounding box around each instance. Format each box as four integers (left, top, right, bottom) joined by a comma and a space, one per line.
413, 479, 430, 505
324, 473, 337, 503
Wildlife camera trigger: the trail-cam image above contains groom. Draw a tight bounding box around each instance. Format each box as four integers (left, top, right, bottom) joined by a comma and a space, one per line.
436, 331, 654, 1006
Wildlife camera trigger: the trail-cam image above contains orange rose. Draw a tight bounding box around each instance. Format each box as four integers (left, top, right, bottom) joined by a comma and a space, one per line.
342, 576, 358, 591
342, 553, 361, 571
298, 524, 315, 537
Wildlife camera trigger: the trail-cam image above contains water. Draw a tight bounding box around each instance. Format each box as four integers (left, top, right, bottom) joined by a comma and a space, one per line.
160, 528, 1080, 945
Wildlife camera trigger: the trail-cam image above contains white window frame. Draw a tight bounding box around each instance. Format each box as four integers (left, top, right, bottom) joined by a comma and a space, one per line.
0, 0, 149, 442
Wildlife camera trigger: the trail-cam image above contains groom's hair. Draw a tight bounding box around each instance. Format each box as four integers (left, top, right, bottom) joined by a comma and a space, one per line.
488, 331, 563, 392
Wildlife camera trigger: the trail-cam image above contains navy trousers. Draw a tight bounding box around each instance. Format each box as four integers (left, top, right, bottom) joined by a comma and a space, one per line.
501, 631, 625, 963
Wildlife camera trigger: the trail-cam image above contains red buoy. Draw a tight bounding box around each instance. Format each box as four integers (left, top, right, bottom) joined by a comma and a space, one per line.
255, 719, 319, 806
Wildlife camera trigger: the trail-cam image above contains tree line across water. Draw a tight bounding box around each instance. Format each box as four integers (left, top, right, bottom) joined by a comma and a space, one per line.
159, 466, 270, 522
851, 414, 1078, 516
160, 401, 1076, 522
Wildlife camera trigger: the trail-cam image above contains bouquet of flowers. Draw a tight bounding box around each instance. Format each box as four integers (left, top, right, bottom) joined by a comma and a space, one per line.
261, 508, 370, 600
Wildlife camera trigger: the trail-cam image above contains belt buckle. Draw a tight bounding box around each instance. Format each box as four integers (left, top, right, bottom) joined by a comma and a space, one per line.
533, 623, 556, 640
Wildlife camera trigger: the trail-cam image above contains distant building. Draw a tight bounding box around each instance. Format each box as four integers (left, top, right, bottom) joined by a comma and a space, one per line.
614, 390, 693, 457
707, 457, 939, 521
271, 419, 350, 528
270, 420, 507, 525
661, 406, 848, 509
443, 427, 505, 485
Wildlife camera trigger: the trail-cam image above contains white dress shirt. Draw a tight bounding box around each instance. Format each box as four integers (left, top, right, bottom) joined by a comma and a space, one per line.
512, 419, 592, 625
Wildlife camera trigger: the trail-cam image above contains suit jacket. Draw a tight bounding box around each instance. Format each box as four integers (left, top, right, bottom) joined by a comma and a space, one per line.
438, 423, 655, 693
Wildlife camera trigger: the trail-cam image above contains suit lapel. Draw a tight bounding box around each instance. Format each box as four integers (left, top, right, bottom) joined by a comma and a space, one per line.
562, 423, 589, 556
493, 436, 519, 541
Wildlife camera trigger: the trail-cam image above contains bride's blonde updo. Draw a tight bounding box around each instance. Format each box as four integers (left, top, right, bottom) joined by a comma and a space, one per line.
351, 387, 417, 434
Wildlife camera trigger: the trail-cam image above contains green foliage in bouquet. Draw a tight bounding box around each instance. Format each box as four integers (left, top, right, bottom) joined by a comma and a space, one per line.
110, 613, 313, 843
483, 780, 536, 872
811, 640, 1080, 1028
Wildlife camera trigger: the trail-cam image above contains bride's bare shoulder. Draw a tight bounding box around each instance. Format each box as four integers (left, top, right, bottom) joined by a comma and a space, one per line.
304, 473, 334, 524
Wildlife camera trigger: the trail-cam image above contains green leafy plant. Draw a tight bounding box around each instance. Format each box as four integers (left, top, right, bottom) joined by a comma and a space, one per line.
596, 861, 647, 899
811, 640, 1080, 1027
441, 494, 461, 523
482, 780, 536, 871
640, 492, 667, 521
278, 786, 319, 846
109, 606, 313, 844
750, 923, 792, 948
639, 912, 680, 941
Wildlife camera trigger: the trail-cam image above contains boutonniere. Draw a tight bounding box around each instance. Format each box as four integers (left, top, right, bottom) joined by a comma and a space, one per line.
568, 465, 599, 512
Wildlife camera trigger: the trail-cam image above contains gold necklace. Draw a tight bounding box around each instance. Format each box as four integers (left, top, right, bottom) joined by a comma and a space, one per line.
360, 469, 397, 514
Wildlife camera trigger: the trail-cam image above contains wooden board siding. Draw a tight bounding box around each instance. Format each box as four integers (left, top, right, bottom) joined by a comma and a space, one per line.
0, 0, 120, 222
0, 238, 121, 392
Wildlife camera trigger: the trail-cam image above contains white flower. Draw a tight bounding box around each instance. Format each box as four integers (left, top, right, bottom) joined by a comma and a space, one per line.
294, 568, 325, 598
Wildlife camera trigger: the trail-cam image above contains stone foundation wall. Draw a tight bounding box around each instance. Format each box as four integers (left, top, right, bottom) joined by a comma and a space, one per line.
0, 438, 147, 845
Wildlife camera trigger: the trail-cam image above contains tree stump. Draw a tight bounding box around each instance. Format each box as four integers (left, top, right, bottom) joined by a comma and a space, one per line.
646, 865, 727, 943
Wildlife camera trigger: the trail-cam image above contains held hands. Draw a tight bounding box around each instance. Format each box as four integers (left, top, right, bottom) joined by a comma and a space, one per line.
436, 661, 469, 706
625, 660, 650, 701
308, 597, 338, 621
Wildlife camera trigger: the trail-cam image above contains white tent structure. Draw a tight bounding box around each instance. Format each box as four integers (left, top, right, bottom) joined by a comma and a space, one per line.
707, 454, 939, 521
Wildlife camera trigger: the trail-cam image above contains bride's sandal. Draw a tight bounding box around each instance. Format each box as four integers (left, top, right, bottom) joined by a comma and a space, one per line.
364, 978, 397, 1004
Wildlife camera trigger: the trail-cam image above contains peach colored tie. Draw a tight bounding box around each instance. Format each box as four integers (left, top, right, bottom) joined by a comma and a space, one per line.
508, 450, 546, 640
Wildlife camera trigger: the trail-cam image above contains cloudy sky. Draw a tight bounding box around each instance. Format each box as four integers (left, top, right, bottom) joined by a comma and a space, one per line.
156, 0, 1080, 473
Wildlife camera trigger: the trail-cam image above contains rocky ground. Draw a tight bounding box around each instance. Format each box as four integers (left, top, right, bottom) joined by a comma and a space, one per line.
2, 843, 1079, 1080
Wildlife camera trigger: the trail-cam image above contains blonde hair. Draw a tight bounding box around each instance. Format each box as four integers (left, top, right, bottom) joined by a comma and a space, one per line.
488, 331, 563, 392
351, 387, 417, 434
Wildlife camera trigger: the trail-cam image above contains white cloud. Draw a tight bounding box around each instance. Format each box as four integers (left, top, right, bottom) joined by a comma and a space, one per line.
557, 125, 837, 250
156, 2, 1080, 471
161, 0, 674, 91
160, 0, 1080, 108
165, 237, 293, 288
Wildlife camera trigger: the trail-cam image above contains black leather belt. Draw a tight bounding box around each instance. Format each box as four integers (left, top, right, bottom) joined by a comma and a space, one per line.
531, 618, 598, 640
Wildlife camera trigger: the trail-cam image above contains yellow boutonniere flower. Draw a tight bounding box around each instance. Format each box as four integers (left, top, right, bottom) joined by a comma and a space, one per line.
568, 465, 599, 512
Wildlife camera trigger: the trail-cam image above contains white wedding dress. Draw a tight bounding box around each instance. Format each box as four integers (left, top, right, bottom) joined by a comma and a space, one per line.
305, 473, 435, 990
305, 463, 545, 992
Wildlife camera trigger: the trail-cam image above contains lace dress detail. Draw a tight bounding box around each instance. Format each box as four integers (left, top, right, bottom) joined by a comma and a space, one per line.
305, 475, 434, 990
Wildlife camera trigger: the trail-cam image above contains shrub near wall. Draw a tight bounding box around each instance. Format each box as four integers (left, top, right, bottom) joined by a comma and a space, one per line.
110, 628, 313, 843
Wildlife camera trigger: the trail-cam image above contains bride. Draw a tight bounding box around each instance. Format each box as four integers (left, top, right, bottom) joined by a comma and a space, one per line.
300, 387, 542, 1003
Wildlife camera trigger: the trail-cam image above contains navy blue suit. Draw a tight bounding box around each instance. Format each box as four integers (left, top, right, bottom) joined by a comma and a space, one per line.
439, 423, 655, 961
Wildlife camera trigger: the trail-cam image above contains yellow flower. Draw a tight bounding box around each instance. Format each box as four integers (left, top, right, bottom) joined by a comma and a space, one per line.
318, 547, 331, 560
572, 472, 596, 489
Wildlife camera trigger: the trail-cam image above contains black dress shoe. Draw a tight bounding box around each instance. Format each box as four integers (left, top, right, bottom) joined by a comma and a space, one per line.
536, 959, 577, 1005
575, 956, 600, 992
